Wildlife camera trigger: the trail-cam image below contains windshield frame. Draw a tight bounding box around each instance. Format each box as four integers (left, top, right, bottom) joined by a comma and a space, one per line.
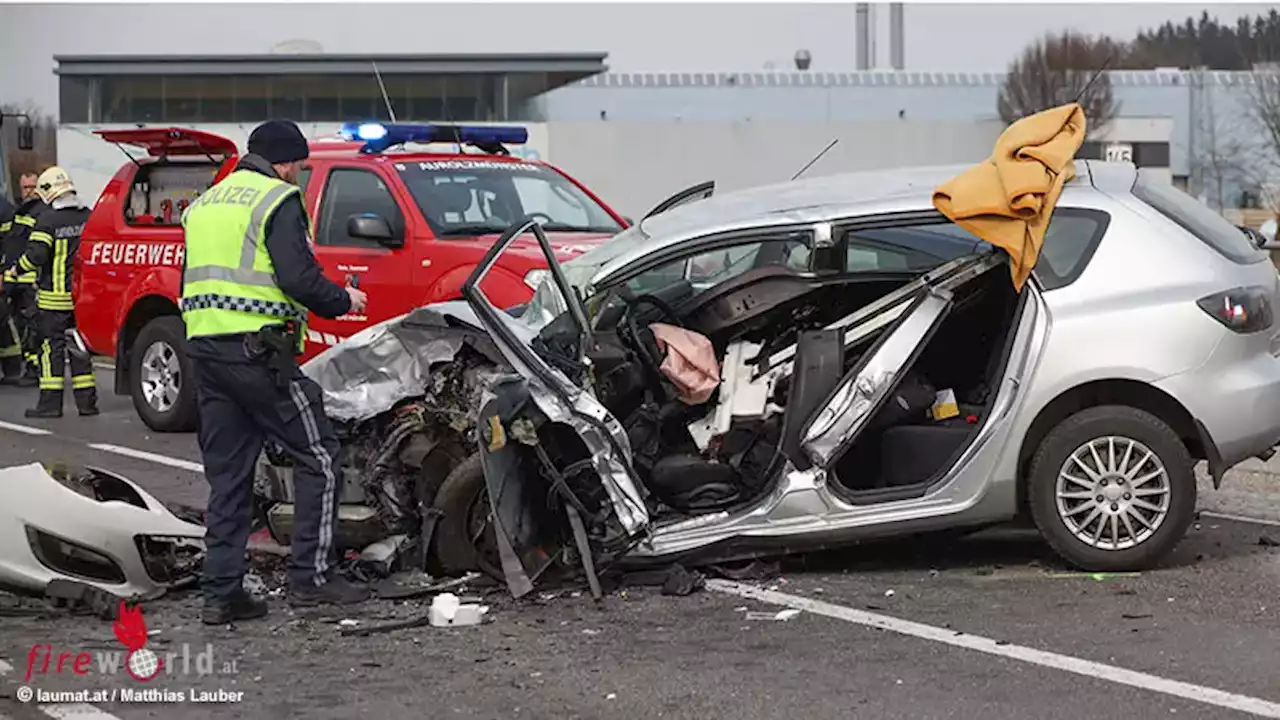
395, 159, 625, 239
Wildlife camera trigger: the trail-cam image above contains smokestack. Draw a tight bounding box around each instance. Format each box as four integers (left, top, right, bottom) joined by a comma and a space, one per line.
889, 3, 904, 70
855, 3, 871, 70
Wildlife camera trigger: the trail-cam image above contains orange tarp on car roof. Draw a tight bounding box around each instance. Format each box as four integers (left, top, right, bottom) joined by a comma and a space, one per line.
932, 103, 1088, 291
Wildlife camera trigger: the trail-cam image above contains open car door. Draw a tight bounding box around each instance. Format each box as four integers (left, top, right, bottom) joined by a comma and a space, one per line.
796, 252, 1004, 469
461, 217, 650, 598
642, 181, 715, 221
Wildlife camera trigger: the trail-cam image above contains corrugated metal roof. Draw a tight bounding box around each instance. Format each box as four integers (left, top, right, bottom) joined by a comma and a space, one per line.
572, 69, 1252, 89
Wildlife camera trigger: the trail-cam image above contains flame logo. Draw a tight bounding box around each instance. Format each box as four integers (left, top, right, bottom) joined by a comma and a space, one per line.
113, 602, 163, 682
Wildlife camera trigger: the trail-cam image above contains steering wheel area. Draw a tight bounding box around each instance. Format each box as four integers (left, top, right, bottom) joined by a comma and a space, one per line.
620, 294, 685, 400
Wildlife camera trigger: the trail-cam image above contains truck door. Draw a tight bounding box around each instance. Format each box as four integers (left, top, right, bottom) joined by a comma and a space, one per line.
304, 164, 414, 355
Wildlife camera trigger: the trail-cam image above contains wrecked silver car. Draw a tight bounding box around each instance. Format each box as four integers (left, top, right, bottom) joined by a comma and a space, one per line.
259, 156, 1255, 598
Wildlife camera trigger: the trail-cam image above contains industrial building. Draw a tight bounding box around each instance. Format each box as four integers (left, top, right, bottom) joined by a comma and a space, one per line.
50, 51, 1257, 217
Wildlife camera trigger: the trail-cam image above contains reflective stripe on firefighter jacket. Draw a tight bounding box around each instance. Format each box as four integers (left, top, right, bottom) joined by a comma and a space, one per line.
23, 206, 88, 312
2, 207, 40, 284
179, 169, 308, 350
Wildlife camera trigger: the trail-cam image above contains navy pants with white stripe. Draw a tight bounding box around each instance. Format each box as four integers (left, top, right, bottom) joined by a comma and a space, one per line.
192, 355, 341, 602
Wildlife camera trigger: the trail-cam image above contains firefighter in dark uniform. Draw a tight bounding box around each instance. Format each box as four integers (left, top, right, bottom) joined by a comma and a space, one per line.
180, 120, 370, 625
4, 167, 98, 417
1, 173, 43, 386
0, 192, 22, 383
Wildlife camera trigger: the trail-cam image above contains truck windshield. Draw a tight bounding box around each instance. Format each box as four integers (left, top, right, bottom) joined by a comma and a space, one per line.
396, 160, 623, 238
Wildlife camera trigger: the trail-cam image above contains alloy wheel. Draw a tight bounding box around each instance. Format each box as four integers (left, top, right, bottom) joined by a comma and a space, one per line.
1054, 435, 1172, 551
140, 340, 182, 413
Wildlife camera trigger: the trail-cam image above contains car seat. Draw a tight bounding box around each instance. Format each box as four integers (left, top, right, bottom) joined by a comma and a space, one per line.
431, 182, 474, 226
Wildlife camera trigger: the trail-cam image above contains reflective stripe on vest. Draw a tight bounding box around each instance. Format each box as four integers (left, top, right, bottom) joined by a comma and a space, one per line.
179, 170, 308, 343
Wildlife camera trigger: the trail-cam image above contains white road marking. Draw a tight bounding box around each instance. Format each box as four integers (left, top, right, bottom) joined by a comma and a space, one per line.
0, 420, 52, 436
38, 704, 122, 719
1200, 510, 1280, 529
86, 443, 204, 474
0, 658, 11, 674
707, 579, 1280, 719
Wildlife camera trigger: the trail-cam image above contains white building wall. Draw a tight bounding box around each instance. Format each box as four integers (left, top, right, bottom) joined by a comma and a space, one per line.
60, 119, 1005, 217
545, 120, 1005, 217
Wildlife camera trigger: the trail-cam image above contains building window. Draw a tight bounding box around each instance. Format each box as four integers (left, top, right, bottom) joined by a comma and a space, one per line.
59, 77, 91, 123
102, 76, 163, 123
163, 76, 203, 122
201, 77, 236, 123
229, 76, 267, 122
83, 71, 501, 124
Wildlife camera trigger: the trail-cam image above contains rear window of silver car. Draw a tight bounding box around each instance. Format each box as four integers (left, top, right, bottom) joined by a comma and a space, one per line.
1132, 176, 1267, 265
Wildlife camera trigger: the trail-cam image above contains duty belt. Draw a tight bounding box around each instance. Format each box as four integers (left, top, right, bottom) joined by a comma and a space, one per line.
243, 321, 301, 390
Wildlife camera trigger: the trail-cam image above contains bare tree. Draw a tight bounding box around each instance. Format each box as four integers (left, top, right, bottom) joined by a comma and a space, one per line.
1, 101, 57, 201
1244, 66, 1280, 177
997, 31, 1123, 137
1191, 70, 1255, 210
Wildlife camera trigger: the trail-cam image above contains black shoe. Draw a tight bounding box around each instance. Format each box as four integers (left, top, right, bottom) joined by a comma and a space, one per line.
288, 576, 371, 607
24, 407, 61, 419
202, 591, 269, 625
78, 407, 100, 417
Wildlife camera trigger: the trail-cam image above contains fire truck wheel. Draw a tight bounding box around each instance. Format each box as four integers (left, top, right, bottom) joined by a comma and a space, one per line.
130, 316, 197, 433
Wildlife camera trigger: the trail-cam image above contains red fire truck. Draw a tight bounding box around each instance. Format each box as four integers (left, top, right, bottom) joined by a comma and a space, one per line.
74, 122, 630, 432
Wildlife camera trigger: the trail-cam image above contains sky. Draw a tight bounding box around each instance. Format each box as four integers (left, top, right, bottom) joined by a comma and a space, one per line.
0, 2, 1276, 118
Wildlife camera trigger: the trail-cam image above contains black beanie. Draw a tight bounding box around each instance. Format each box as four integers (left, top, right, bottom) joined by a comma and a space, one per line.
247, 120, 310, 164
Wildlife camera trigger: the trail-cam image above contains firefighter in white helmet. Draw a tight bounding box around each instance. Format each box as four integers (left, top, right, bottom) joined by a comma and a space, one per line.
3, 166, 98, 417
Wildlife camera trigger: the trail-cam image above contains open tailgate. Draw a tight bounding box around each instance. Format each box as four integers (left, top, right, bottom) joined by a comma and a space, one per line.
94, 128, 238, 158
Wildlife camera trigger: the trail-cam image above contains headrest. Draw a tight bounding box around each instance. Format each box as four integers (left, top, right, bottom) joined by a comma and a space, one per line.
433, 182, 474, 215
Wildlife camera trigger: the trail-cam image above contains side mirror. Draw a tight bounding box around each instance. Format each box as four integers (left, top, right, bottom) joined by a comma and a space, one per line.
1240, 225, 1269, 250
16, 124, 34, 151
347, 213, 401, 248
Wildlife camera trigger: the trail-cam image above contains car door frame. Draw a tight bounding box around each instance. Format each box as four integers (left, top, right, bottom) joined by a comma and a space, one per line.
643, 180, 715, 221
461, 216, 651, 597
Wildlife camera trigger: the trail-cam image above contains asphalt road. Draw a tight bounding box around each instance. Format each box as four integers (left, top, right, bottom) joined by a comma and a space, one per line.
3, 366, 1280, 719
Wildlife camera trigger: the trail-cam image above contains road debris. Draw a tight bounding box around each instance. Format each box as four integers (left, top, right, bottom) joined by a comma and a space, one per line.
619, 564, 706, 597
430, 593, 488, 627
744, 609, 801, 621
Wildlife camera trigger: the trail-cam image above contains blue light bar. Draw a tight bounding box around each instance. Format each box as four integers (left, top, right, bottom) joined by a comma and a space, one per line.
337, 122, 529, 154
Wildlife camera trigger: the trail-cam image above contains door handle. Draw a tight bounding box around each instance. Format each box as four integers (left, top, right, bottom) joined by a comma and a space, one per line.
345, 274, 360, 289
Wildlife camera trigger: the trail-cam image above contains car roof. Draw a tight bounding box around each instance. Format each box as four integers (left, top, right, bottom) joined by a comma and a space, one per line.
602, 160, 1134, 278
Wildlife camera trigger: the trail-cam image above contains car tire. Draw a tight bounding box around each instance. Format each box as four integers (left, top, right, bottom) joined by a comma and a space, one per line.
129, 316, 197, 433
1028, 405, 1196, 572
430, 452, 504, 580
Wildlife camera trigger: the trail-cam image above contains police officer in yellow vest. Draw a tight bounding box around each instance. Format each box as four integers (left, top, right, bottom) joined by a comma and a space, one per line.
180, 120, 369, 625
5, 167, 97, 416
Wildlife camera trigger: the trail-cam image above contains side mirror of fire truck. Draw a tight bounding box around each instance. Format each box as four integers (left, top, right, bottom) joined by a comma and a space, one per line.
347, 213, 401, 249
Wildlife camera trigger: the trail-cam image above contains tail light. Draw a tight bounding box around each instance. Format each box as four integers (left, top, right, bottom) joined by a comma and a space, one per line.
1197, 286, 1274, 334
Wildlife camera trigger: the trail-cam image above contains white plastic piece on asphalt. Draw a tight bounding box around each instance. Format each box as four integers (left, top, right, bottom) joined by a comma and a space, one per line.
707, 579, 1280, 719
0, 420, 52, 436
0, 659, 11, 674
1199, 510, 1280, 528
37, 704, 122, 719
86, 443, 204, 474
